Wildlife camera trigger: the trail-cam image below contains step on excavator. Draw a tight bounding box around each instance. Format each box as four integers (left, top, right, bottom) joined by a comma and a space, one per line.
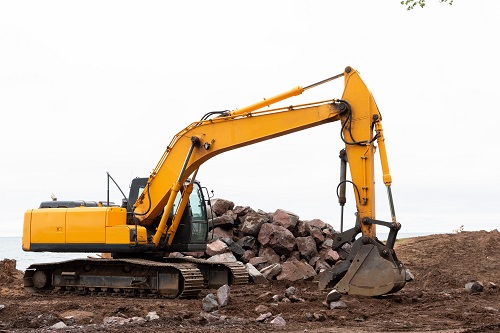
22, 66, 406, 299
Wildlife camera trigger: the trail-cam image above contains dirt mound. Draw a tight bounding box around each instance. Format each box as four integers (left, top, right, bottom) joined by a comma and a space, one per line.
1, 231, 499, 333
0, 259, 25, 297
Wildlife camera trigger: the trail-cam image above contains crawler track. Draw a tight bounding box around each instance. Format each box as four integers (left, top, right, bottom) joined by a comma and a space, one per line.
24, 258, 204, 299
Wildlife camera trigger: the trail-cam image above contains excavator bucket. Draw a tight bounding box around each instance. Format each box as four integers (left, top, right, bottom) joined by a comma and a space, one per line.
319, 235, 406, 297
334, 243, 406, 296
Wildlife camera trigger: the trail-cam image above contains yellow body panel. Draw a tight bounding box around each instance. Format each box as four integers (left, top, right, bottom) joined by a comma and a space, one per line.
26, 207, 131, 245
106, 225, 147, 244
66, 207, 106, 243
30, 208, 66, 243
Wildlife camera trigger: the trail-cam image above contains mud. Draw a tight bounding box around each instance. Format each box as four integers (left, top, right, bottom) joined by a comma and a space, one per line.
1, 230, 499, 332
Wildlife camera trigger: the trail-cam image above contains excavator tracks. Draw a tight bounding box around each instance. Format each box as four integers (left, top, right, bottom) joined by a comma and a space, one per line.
24, 258, 204, 299
24, 257, 249, 299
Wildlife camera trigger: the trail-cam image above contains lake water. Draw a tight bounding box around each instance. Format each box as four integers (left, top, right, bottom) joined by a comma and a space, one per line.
0, 237, 93, 271
1, 232, 437, 272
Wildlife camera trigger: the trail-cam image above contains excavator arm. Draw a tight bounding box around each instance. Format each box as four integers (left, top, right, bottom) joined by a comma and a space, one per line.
133, 66, 406, 296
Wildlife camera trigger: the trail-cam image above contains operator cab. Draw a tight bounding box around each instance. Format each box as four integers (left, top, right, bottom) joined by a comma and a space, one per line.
127, 178, 209, 252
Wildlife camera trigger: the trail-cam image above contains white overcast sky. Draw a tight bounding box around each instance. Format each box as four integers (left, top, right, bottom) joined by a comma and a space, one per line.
1, 1, 499, 236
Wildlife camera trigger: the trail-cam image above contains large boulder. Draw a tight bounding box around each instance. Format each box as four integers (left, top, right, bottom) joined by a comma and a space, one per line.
206, 239, 230, 256
295, 236, 318, 260
258, 223, 296, 256
209, 215, 235, 229
210, 198, 235, 216
272, 209, 299, 230
276, 259, 316, 282
240, 212, 269, 237
258, 247, 280, 264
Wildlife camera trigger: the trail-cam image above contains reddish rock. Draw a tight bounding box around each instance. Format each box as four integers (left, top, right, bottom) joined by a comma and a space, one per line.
210, 198, 235, 216
296, 236, 318, 260
211, 227, 233, 239
241, 249, 256, 263
209, 215, 235, 229
258, 223, 296, 256
233, 205, 253, 216
259, 247, 280, 264
309, 227, 325, 244
306, 219, 327, 230
276, 259, 316, 282
240, 212, 269, 237
319, 248, 340, 265
272, 209, 299, 231
206, 239, 230, 256
294, 221, 310, 237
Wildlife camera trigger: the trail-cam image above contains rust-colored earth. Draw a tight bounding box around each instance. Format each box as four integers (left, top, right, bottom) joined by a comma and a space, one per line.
1, 230, 499, 333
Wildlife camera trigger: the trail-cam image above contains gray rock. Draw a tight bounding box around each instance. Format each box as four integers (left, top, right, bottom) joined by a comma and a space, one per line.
285, 286, 297, 298
50, 321, 67, 329
236, 236, 257, 249
249, 256, 268, 267
220, 237, 245, 258
130, 317, 146, 324
270, 315, 286, 326
256, 312, 272, 322
206, 252, 237, 262
202, 293, 219, 312
146, 311, 159, 321
326, 289, 342, 303
321, 238, 334, 249
258, 223, 296, 256
296, 236, 318, 260
260, 263, 282, 280
245, 263, 268, 284
405, 268, 415, 281
217, 284, 230, 307
330, 301, 347, 309
103, 316, 128, 325
465, 281, 484, 293
272, 209, 299, 230
0, 305, 4, 311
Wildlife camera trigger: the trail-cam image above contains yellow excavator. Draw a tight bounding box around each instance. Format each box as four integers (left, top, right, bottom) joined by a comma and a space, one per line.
22, 66, 406, 298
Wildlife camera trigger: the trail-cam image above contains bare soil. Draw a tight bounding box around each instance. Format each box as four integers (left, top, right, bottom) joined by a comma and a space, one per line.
1, 230, 499, 333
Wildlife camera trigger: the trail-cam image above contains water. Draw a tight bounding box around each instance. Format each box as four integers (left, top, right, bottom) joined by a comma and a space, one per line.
1, 232, 439, 272
0, 237, 94, 271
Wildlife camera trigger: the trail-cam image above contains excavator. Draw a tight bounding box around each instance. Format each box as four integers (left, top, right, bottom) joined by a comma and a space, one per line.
22, 66, 406, 299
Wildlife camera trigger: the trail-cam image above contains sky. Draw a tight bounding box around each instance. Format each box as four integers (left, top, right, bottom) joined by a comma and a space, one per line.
1, 1, 499, 237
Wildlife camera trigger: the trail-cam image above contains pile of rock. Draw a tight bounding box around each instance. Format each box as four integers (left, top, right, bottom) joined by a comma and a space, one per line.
178, 198, 345, 283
